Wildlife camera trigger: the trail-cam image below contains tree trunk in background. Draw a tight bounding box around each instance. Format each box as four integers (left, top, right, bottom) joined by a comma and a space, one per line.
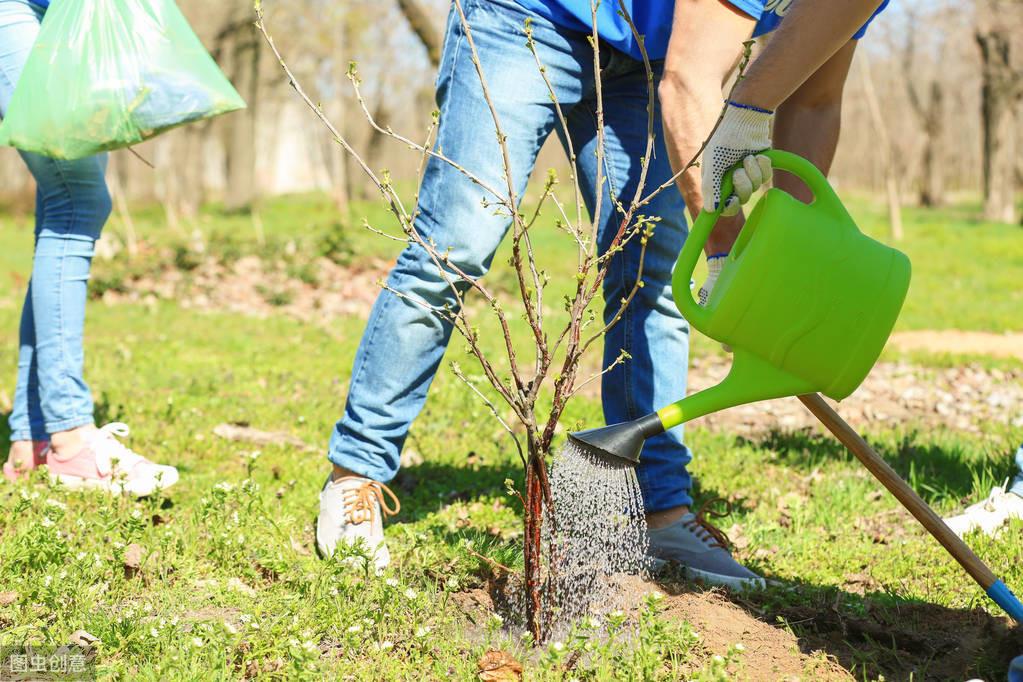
903, 27, 946, 208
975, 1, 1022, 224
396, 0, 441, 68
859, 56, 903, 241
328, 21, 351, 213
224, 19, 261, 213
918, 82, 945, 208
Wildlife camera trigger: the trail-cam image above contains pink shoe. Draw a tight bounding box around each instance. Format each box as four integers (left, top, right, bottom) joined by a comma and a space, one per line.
47, 423, 178, 496
3, 441, 49, 482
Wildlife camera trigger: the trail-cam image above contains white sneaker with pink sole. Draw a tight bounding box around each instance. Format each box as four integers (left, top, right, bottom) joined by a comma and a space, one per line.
47, 423, 178, 496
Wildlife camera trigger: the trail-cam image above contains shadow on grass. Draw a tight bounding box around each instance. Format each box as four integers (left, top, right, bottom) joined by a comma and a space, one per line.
734, 427, 1007, 504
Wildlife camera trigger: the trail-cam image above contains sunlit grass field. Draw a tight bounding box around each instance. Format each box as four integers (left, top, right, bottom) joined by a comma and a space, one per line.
0, 191, 1020, 679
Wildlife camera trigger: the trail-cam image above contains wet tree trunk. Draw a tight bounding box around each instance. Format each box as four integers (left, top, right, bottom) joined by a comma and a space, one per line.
523, 435, 553, 643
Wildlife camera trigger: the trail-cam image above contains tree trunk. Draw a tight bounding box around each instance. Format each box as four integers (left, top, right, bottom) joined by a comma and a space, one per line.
859, 56, 903, 241
224, 21, 261, 212
523, 437, 553, 643
395, 0, 441, 68
976, 3, 1022, 224
917, 83, 945, 208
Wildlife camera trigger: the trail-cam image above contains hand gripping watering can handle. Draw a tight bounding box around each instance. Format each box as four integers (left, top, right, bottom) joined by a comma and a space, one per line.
671, 149, 839, 333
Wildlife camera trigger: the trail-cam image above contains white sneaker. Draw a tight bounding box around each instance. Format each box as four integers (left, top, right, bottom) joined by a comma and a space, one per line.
944, 481, 1023, 538
48, 423, 179, 496
316, 475, 400, 572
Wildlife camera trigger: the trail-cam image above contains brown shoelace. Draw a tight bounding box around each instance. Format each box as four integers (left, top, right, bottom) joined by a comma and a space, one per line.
682, 497, 732, 550
337, 476, 401, 524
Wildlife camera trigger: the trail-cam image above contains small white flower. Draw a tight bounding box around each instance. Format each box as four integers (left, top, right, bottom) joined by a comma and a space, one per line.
610, 610, 624, 619
385, 578, 399, 587
131, 509, 143, 519
712, 654, 725, 663
150, 628, 159, 638
44, 498, 67, 510
489, 613, 504, 626
301, 639, 318, 653
403, 588, 417, 600
248, 451, 262, 461
239, 614, 252, 623
374, 640, 394, 652
40, 517, 54, 528
214, 482, 234, 493
586, 616, 602, 628
231, 511, 240, 525
192, 637, 204, 648
347, 624, 363, 634
647, 590, 665, 602
328, 587, 339, 596
43, 575, 53, 587
224, 622, 238, 635
76, 552, 86, 560
734, 643, 745, 652
552, 641, 565, 652
414, 626, 431, 638
250, 622, 260, 631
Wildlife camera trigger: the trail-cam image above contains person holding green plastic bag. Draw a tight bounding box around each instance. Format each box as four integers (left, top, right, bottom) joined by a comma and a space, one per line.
0, 0, 240, 492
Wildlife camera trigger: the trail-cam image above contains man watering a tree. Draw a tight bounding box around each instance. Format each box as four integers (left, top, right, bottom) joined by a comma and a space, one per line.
316, 0, 886, 590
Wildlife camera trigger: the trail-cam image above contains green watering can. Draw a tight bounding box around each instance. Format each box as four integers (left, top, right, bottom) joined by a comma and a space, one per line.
569, 150, 1023, 624
569, 149, 911, 463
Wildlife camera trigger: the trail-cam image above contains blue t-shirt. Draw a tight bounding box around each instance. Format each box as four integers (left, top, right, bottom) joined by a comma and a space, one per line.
512, 0, 887, 61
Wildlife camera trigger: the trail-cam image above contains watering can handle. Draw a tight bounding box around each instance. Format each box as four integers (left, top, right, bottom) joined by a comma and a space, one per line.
671, 149, 836, 332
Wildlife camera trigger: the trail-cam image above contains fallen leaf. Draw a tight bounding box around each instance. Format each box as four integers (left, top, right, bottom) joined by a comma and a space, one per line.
478, 649, 522, 681
70, 630, 99, 648
212, 423, 315, 451
727, 523, 750, 550
123, 543, 144, 579
0, 591, 17, 606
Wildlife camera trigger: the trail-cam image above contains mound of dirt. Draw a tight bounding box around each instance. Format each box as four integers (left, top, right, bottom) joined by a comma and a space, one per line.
453, 575, 851, 680
614, 576, 851, 681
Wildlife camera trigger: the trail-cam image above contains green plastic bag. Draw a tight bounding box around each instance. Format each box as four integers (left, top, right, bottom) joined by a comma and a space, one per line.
0, 0, 245, 159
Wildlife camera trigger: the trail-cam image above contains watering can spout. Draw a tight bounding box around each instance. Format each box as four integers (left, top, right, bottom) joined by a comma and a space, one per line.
656, 350, 814, 430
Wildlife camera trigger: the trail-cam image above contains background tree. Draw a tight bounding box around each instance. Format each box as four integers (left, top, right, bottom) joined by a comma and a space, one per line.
975, 0, 1023, 224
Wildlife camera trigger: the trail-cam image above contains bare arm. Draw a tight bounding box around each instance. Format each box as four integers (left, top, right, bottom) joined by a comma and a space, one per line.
732, 1, 881, 111
658, 0, 754, 255
771, 40, 858, 201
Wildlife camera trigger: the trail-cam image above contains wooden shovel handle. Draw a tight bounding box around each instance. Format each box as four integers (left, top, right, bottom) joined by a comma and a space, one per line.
798, 393, 996, 590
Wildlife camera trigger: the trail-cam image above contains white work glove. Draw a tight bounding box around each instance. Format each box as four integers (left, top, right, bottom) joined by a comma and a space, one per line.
698, 253, 728, 306
702, 100, 775, 217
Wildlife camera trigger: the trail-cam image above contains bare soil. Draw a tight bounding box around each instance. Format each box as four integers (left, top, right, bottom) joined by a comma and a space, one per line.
891, 330, 1023, 361
688, 355, 1023, 436
453, 574, 1023, 681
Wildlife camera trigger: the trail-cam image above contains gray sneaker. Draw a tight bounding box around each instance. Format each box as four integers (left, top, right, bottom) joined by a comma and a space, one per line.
646, 511, 765, 591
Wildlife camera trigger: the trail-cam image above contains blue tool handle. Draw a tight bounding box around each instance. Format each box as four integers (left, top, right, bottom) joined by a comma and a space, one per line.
988, 580, 1023, 624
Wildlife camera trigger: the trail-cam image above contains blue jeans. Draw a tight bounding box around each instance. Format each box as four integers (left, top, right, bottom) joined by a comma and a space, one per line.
328, 0, 694, 512
1, 0, 111, 442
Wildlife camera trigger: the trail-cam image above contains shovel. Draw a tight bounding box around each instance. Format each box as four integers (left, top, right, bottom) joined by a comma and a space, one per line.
569, 150, 1023, 623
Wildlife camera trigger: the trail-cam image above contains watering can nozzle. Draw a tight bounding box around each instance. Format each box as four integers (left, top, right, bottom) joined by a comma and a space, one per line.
567, 413, 665, 467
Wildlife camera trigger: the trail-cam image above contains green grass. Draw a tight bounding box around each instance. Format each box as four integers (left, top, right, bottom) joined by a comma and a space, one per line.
0, 193, 1021, 679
